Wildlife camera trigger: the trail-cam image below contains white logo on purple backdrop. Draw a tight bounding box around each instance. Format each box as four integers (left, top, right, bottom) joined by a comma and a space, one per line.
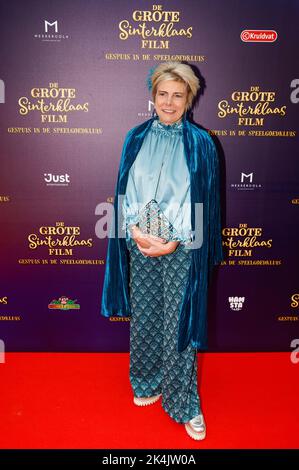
229, 296, 245, 311
0, 79, 5, 103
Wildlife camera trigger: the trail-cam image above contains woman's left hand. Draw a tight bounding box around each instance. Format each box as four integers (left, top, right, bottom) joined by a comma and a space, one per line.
136, 239, 180, 257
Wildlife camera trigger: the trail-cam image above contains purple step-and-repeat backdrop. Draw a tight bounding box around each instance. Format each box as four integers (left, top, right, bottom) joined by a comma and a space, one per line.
0, 0, 298, 352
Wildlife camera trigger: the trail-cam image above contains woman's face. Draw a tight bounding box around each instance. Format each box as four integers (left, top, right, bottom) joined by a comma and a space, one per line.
154, 79, 188, 125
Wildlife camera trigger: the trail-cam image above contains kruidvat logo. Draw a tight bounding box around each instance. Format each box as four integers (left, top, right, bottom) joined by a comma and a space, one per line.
240, 30, 277, 43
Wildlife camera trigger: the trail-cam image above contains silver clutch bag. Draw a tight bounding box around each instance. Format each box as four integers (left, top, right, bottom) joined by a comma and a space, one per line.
137, 199, 180, 241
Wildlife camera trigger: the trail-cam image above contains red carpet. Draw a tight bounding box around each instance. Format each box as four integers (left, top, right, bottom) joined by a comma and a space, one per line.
0, 352, 298, 449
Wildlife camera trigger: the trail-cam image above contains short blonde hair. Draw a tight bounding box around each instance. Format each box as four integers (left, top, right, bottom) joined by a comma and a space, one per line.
150, 61, 200, 111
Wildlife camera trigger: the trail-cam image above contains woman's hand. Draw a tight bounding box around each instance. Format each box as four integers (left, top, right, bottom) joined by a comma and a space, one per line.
138, 240, 180, 257
130, 225, 180, 257
131, 225, 164, 248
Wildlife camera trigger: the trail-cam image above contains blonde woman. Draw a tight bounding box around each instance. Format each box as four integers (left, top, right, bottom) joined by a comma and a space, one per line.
101, 62, 223, 440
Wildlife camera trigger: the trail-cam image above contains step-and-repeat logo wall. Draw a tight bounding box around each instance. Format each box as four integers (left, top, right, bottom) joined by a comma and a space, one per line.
0, 0, 298, 351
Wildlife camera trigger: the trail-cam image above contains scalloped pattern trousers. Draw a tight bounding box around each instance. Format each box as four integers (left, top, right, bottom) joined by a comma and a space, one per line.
127, 238, 201, 424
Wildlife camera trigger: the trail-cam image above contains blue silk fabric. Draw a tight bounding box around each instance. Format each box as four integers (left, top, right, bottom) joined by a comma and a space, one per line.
122, 118, 192, 244
101, 114, 224, 352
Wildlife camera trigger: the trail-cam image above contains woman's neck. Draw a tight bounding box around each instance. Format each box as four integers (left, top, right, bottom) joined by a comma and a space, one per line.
157, 116, 183, 126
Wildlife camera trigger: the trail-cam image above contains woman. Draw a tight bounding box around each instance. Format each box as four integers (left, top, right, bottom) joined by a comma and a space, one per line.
101, 61, 223, 441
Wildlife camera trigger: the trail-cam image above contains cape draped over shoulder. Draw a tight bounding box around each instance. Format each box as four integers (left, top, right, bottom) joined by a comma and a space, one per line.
101, 115, 224, 352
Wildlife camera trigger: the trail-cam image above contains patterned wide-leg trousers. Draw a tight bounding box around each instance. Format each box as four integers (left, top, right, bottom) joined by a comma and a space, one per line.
127, 238, 201, 424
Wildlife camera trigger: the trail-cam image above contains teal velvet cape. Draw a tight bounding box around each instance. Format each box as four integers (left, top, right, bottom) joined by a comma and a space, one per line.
101, 114, 224, 352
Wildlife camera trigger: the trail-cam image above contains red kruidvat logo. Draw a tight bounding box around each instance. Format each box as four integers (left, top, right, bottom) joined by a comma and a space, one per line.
240, 30, 277, 42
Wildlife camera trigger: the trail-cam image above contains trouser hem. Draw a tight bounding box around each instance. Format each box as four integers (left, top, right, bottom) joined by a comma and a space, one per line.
161, 402, 201, 424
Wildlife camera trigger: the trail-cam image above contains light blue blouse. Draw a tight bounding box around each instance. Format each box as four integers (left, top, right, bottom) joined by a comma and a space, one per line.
122, 117, 193, 244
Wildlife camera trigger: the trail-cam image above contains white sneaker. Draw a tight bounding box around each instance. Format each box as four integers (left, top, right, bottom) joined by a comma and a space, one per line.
185, 413, 206, 440
133, 394, 162, 407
